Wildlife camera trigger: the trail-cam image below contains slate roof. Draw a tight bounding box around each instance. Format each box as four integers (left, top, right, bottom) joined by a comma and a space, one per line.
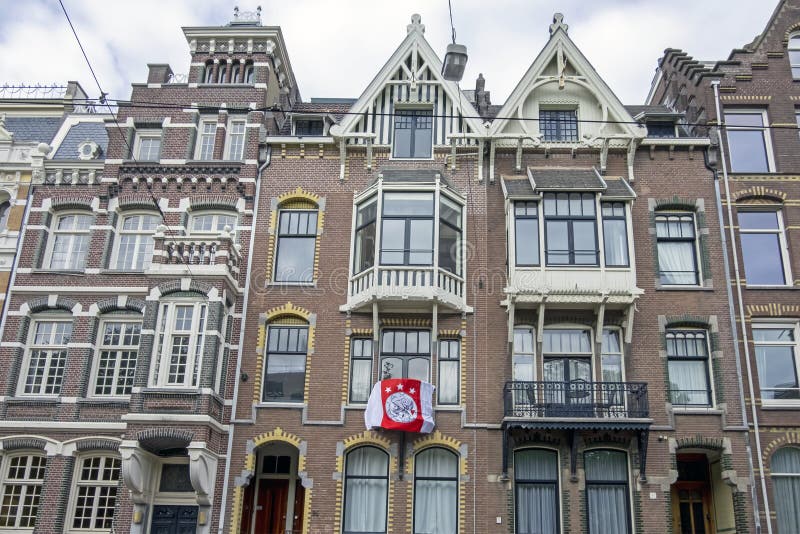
602, 176, 636, 200
53, 121, 108, 160
624, 105, 678, 117
277, 101, 354, 135
528, 167, 605, 191
3, 116, 62, 143
502, 177, 535, 197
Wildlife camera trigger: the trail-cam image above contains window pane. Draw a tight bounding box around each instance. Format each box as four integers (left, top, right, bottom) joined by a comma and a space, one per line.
741, 234, 786, 284
440, 197, 461, 228
409, 219, 433, 265
756, 345, 800, 400
585, 450, 627, 481
545, 220, 569, 264
727, 129, 769, 172
587, 485, 629, 534
438, 222, 460, 274
350, 359, 372, 404
603, 219, 628, 266
515, 449, 557, 480
738, 211, 780, 230
573, 220, 597, 264
753, 328, 794, 342
438, 360, 459, 404
275, 236, 315, 282
657, 241, 697, 285
408, 358, 429, 381
344, 448, 388, 533
380, 219, 406, 264
515, 218, 539, 265
414, 449, 457, 534
383, 192, 434, 216
668, 360, 710, 405
726, 113, 764, 128
264, 354, 305, 401
354, 222, 376, 273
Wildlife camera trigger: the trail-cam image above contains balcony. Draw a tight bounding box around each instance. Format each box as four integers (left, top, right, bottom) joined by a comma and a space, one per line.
345, 265, 468, 312
503, 380, 649, 423
147, 230, 242, 284
508, 268, 641, 306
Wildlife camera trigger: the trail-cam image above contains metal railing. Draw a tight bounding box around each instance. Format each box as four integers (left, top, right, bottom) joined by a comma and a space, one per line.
503, 380, 649, 419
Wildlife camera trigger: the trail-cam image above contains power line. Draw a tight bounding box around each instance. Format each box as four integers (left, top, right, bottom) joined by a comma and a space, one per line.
4, 96, 798, 132
57, 0, 199, 277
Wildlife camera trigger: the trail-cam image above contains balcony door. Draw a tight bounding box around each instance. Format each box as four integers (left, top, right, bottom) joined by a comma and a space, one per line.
542, 329, 593, 416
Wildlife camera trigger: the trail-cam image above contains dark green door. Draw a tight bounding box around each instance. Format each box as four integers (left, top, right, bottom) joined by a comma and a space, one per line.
151, 505, 198, 534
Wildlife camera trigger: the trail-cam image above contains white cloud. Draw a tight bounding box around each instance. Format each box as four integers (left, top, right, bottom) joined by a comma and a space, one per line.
0, 0, 779, 106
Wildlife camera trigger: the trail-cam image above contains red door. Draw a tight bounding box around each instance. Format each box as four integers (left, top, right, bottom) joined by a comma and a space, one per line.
254, 479, 289, 534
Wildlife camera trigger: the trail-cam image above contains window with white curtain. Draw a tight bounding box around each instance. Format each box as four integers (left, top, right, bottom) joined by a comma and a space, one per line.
437, 339, 460, 405
69, 456, 121, 531
114, 213, 160, 270
772, 447, 800, 533
601, 329, 625, 412
754, 324, 800, 401
585, 450, 630, 534
655, 212, 699, 285
48, 213, 92, 270
0, 455, 46, 528
21, 320, 72, 395
601, 202, 629, 267
343, 446, 388, 534
349, 338, 373, 404
414, 448, 458, 534
514, 448, 559, 534
667, 329, 711, 406
380, 330, 431, 381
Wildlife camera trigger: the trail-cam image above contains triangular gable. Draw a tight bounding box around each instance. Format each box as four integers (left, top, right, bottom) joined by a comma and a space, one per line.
331, 14, 484, 145
488, 14, 644, 143
0, 114, 13, 143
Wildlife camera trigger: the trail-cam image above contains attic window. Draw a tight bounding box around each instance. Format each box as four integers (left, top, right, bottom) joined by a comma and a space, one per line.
77, 141, 100, 160
294, 119, 324, 136
645, 121, 677, 138
540, 109, 578, 142
393, 109, 433, 159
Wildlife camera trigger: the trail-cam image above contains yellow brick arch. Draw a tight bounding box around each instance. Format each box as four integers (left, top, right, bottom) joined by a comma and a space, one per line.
762, 431, 800, 474
229, 427, 311, 534
277, 186, 321, 207
264, 301, 312, 323
784, 22, 800, 44
734, 186, 787, 203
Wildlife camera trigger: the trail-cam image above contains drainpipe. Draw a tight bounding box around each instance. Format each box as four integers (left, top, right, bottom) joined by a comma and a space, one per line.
711, 79, 769, 534
217, 144, 270, 534
706, 146, 762, 534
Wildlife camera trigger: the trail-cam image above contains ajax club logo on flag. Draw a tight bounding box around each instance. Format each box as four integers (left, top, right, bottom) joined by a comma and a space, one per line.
364, 378, 435, 433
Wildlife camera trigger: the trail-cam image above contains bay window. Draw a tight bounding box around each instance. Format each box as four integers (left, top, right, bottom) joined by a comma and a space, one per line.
514, 202, 539, 266
380, 192, 434, 265
543, 193, 597, 265
438, 196, 462, 274
151, 302, 207, 388
602, 202, 629, 267
353, 198, 377, 273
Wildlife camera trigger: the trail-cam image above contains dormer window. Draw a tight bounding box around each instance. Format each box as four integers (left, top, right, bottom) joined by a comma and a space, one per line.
645, 121, 677, 138
294, 119, 324, 136
539, 109, 578, 142
393, 109, 433, 158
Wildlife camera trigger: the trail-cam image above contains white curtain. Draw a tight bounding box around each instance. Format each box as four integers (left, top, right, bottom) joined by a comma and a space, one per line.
414, 449, 457, 534
668, 360, 708, 405
438, 360, 459, 404
344, 447, 388, 533
657, 242, 696, 284
773, 448, 800, 533
515, 450, 558, 534
585, 451, 629, 534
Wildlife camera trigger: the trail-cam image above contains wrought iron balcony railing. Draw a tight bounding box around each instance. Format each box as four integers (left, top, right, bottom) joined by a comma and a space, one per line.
503, 380, 649, 420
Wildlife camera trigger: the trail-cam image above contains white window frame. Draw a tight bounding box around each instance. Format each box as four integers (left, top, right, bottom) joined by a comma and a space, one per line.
188, 211, 238, 236
224, 119, 247, 160
738, 208, 793, 287
90, 318, 142, 398
0, 453, 46, 529
111, 212, 161, 271
790, 34, 800, 79
195, 119, 217, 160
150, 301, 208, 388
66, 455, 121, 533
753, 321, 800, 405
133, 130, 162, 161
46, 212, 92, 271
19, 319, 72, 396
724, 109, 775, 173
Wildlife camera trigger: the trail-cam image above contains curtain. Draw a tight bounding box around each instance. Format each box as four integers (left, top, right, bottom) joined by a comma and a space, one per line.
414, 449, 457, 534
657, 242, 696, 284
773, 448, 800, 533
585, 451, 629, 534
350, 359, 372, 403
344, 448, 388, 533
515, 450, 558, 534
668, 360, 708, 405
438, 360, 458, 404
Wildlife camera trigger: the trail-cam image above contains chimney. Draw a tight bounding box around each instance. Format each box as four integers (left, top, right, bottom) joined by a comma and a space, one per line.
147, 64, 174, 84
474, 73, 491, 116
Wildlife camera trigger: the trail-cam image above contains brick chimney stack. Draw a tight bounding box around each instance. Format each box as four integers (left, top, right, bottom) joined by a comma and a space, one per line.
474, 73, 491, 116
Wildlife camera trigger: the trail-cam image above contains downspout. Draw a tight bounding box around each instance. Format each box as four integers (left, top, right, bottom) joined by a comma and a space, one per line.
0, 181, 35, 340
706, 146, 762, 534
712, 79, 769, 534
217, 144, 270, 534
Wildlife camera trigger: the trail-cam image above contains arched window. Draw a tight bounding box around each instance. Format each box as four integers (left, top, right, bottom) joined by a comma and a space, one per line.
343, 446, 388, 534
514, 448, 559, 534
772, 447, 800, 532
217, 61, 227, 84
231, 61, 241, 84
244, 63, 255, 84
203, 61, 214, 84
114, 213, 160, 270
0, 453, 46, 528
69, 455, 121, 530
263, 321, 308, 402
585, 449, 630, 533
790, 34, 800, 79
47, 213, 92, 270
0, 199, 10, 232
274, 204, 318, 283
414, 447, 457, 534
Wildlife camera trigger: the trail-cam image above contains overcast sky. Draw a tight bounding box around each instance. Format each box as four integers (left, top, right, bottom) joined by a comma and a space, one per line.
0, 1, 779, 106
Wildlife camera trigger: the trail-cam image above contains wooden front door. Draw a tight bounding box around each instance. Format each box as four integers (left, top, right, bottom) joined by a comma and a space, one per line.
254, 479, 289, 534
672, 483, 714, 534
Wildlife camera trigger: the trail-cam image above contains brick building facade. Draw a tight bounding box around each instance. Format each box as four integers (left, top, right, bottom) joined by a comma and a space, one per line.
0, 5, 788, 534
647, 1, 800, 532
